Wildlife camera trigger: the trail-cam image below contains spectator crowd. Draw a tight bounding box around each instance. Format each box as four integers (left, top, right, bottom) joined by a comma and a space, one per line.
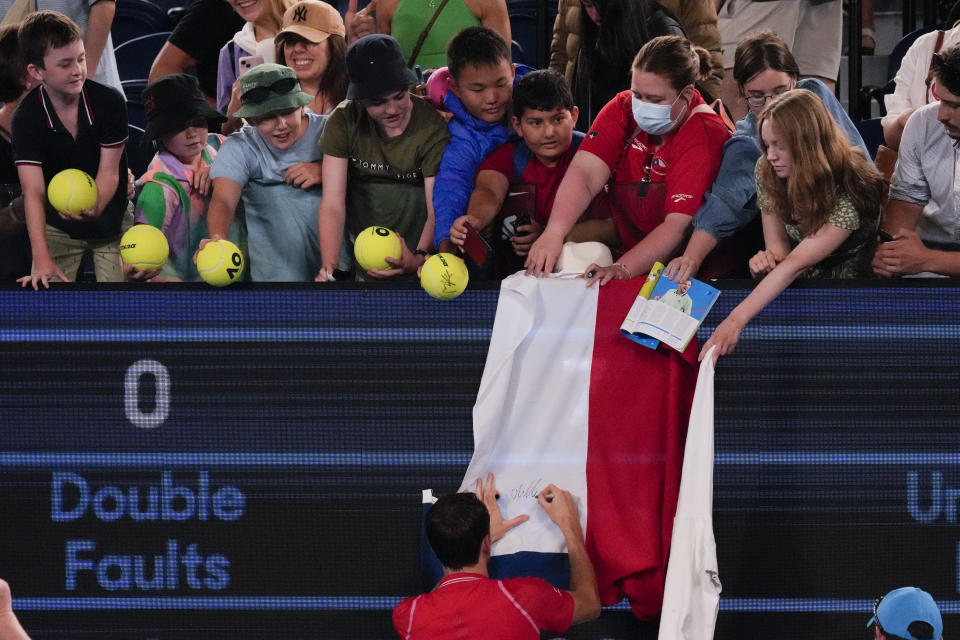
0, 0, 957, 636
1, 0, 960, 357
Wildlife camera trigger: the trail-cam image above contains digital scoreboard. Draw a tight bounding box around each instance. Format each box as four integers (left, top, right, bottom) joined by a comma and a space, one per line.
0, 282, 958, 639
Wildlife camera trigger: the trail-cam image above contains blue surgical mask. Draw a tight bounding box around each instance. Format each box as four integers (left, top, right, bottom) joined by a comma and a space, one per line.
631, 93, 684, 135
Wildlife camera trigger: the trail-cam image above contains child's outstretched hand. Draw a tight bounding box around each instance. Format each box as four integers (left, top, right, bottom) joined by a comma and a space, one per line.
699, 315, 743, 362
18, 256, 71, 290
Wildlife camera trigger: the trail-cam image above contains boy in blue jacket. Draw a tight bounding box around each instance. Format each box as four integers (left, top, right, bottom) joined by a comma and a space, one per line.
432, 27, 527, 254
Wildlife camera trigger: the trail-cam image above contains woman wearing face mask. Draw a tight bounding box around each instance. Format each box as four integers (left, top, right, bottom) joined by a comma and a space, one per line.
526, 35, 729, 280
663, 31, 870, 283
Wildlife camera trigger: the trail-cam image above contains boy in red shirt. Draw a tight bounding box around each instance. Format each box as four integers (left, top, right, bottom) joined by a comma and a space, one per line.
448, 70, 615, 273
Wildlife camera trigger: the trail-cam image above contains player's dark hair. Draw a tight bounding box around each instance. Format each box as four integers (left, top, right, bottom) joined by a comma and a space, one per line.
0, 25, 26, 102
446, 26, 511, 80
18, 10, 83, 69
513, 69, 573, 118
732, 31, 800, 89
425, 492, 489, 570
932, 44, 960, 97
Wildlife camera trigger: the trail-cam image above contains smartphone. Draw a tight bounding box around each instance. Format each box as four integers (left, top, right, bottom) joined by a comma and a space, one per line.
238, 56, 264, 75
512, 213, 531, 235
878, 228, 896, 242
462, 222, 491, 266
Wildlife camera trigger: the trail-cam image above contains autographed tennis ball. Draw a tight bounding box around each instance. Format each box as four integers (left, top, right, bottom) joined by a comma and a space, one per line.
197, 239, 244, 287
420, 253, 469, 300
120, 225, 169, 270
48, 169, 98, 216
354, 226, 402, 272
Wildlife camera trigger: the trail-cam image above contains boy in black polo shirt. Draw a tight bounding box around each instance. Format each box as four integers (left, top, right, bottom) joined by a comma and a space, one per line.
13, 10, 128, 289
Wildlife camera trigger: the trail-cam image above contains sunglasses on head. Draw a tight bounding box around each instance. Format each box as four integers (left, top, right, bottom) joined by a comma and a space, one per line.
241, 77, 298, 104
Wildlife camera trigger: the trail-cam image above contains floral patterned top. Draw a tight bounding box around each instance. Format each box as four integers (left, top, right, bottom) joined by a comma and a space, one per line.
755, 161, 876, 278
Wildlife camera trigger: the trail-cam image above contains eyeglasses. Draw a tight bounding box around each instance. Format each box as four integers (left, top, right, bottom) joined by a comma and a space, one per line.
241, 77, 298, 104
745, 87, 792, 109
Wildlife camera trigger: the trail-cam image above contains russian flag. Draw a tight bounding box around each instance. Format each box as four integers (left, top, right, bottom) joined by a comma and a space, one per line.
454, 274, 699, 619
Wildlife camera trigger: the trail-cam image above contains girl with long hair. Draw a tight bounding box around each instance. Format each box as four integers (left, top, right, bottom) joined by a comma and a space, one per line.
701, 88, 886, 361
664, 30, 869, 282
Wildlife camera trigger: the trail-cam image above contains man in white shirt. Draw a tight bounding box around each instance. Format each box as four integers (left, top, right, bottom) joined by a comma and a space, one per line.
874, 45, 960, 278
882, 24, 960, 151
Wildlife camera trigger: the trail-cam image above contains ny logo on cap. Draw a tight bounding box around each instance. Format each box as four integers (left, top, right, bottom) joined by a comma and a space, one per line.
293, 6, 307, 21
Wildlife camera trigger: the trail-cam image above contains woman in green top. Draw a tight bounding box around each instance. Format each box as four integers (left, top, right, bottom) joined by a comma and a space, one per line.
701, 89, 886, 362
375, 0, 510, 70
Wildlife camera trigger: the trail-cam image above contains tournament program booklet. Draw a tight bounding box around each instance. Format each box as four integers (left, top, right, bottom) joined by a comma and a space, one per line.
620, 264, 720, 352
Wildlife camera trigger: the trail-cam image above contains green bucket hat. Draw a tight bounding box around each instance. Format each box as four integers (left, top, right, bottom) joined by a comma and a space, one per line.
233, 63, 313, 119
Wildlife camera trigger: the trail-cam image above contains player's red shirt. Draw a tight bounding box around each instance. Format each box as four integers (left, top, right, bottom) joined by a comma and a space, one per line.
392, 572, 575, 639
578, 90, 729, 249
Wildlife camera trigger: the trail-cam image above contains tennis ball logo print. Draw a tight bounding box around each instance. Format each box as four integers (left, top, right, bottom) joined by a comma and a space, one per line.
48, 169, 98, 216
197, 240, 244, 286
354, 226, 402, 271
420, 253, 468, 300
120, 225, 169, 270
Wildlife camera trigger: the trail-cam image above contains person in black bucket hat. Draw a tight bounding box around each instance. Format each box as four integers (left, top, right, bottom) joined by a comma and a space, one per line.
141, 74, 225, 150
127, 74, 229, 282
315, 34, 450, 282
344, 33, 417, 100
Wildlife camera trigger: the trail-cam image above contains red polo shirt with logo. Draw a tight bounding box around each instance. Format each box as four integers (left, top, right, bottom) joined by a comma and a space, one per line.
393, 572, 575, 639
578, 90, 728, 250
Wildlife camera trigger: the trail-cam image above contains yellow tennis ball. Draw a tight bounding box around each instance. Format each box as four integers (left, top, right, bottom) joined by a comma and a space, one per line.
48, 169, 98, 216
354, 226, 402, 272
196, 239, 244, 287
420, 252, 469, 300
119, 224, 169, 270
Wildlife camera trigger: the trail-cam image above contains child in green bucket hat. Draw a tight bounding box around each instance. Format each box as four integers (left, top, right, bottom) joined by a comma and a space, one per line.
202, 63, 350, 280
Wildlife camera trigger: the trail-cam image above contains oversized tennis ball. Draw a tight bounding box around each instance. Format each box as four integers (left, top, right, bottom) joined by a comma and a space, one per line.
120, 224, 169, 270
420, 252, 469, 300
354, 226, 402, 272
196, 239, 244, 286
48, 169, 98, 216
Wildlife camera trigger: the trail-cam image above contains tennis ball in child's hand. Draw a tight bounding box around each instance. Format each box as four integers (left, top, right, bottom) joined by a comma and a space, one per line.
120, 224, 169, 270
197, 239, 244, 286
48, 169, 98, 216
354, 226, 402, 271
420, 252, 469, 300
